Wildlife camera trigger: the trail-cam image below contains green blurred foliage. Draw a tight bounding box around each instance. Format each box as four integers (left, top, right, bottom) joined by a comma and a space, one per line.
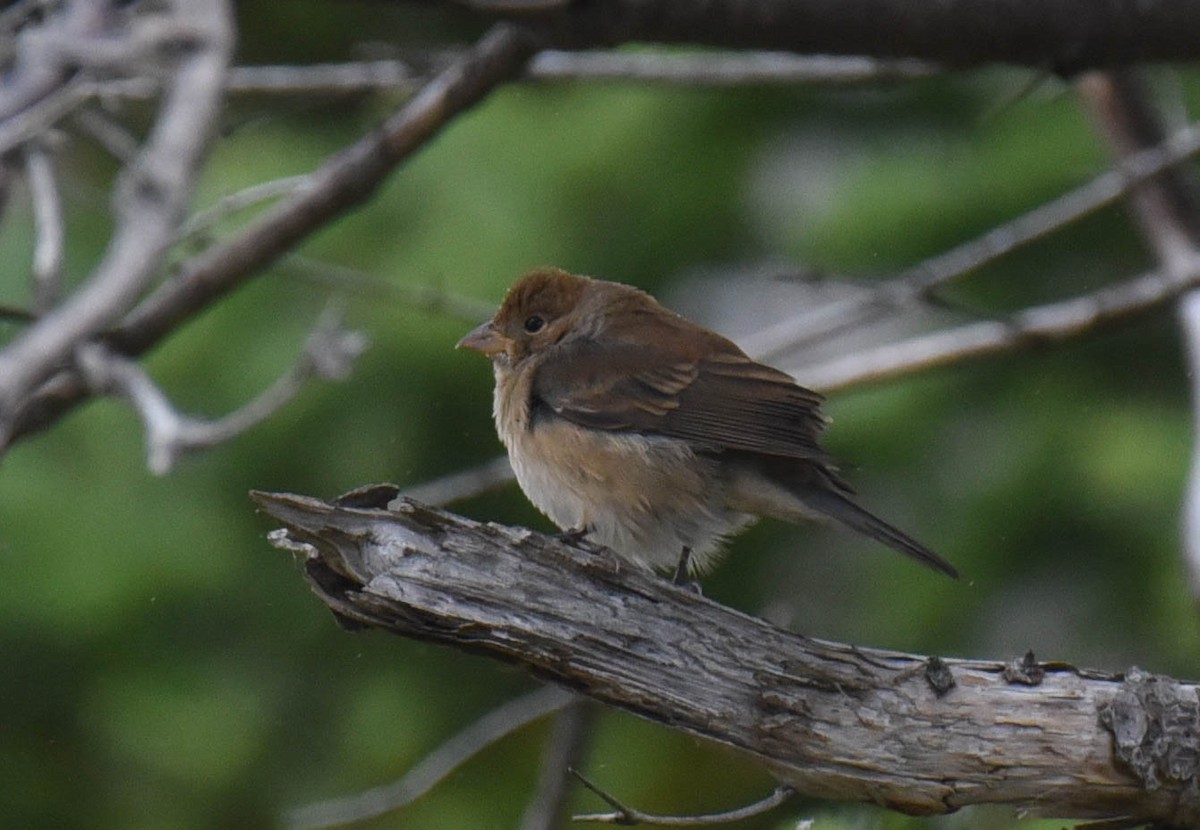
3, 2, 1200, 828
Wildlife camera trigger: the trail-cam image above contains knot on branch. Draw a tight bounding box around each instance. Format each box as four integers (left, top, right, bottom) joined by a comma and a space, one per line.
1099, 667, 1200, 825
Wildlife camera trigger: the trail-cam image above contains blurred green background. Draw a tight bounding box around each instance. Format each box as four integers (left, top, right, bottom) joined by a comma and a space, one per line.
2, 2, 1198, 828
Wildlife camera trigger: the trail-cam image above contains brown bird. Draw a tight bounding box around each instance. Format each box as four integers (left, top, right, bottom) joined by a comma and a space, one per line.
458, 268, 957, 580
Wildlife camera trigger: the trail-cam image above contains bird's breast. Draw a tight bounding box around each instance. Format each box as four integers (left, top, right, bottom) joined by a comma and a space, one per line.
491, 363, 747, 571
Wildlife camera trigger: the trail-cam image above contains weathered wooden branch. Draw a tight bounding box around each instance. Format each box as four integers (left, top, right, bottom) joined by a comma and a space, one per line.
254, 486, 1200, 827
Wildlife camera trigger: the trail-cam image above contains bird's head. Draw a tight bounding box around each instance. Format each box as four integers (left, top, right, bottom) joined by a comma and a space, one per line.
457, 268, 597, 366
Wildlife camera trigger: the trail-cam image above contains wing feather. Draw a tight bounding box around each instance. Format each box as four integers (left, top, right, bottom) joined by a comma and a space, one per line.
531, 336, 831, 461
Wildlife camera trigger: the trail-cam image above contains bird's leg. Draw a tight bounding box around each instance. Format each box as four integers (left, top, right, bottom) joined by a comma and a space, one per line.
671, 546, 694, 586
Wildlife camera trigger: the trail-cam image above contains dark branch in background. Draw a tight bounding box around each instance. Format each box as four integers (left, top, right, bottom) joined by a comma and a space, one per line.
1076, 70, 1200, 599
516, 0, 1200, 70
254, 487, 1200, 827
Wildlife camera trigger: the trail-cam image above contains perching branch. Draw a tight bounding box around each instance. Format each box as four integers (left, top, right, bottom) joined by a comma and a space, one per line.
254, 487, 1200, 827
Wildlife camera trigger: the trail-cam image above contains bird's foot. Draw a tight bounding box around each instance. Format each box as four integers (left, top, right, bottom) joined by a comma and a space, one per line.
555, 525, 592, 545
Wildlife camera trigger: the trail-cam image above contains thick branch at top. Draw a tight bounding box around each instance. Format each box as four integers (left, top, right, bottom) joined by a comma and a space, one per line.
523, 0, 1200, 71
254, 486, 1200, 826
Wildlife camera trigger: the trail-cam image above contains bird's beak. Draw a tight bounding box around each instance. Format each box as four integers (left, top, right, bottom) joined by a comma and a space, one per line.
457, 320, 505, 357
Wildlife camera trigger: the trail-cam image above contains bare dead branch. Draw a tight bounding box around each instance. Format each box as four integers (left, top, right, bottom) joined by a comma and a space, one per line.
793, 253, 1200, 392
1076, 70, 1200, 602
253, 488, 1200, 826
0, 22, 543, 451
0, 0, 234, 437
76, 308, 366, 474
573, 771, 796, 826
285, 684, 575, 830
24, 141, 65, 312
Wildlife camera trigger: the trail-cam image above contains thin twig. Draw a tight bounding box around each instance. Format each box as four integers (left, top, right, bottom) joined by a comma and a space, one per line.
572, 770, 796, 826
75, 307, 366, 474
285, 685, 575, 830
528, 50, 937, 86
518, 698, 596, 830
87, 52, 936, 99
175, 175, 314, 244
398, 454, 514, 506
24, 141, 65, 312
283, 257, 495, 325
0, 75, 92, 155
795, 253, 1200, 392
224, 61, 418, 95
70, 106, 141, 164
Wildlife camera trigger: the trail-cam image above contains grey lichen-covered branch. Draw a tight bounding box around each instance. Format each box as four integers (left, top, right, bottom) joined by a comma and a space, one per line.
254, 486, 1200, 826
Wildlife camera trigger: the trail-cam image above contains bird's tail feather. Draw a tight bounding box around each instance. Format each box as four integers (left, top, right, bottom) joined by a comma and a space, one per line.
804, 487, 958, 578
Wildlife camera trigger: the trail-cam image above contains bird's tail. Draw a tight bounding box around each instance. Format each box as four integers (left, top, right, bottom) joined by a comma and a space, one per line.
803, 486, 959, 578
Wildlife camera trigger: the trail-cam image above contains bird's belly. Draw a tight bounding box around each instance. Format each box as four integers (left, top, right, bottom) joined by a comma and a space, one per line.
505, 418, 748, 572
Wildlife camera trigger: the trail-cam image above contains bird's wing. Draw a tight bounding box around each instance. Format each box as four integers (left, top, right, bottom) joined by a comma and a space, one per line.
531, 337, 832, 461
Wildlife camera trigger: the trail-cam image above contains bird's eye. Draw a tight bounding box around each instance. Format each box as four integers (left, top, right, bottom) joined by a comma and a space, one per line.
523, 315, 546, 334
